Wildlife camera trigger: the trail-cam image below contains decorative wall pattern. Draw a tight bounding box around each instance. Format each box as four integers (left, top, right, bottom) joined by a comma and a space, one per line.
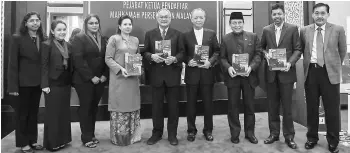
284, 1, 304, 28
1, 1, 4, 99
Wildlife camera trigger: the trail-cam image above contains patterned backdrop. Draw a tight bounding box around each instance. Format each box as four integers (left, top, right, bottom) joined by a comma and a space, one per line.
284, 1, 304, 28
1, 1, 4, 99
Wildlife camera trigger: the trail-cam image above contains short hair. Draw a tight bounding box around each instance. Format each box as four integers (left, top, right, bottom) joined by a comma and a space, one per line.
49, 20, 67, 40
271, 3, 285, 13
191, 8, 206, 18
69, 28, 81, 43
117, 15, 133, 34
313, 3, 330, 13
156, 8, 171, 19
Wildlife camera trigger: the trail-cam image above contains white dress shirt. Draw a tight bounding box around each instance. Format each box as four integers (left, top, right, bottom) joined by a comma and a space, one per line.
275, 22, 284, 46
194, 28, 204, 45
311, 23, 326, 63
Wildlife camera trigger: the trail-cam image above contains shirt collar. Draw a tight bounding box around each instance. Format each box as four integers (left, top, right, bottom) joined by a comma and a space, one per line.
274, 22, 284, 30
159, 26, 169, 33
315, 23, 326, 31
193, 27, 203, 32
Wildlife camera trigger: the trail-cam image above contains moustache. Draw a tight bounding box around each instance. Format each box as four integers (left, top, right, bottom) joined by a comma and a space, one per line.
316, 18, 324, 21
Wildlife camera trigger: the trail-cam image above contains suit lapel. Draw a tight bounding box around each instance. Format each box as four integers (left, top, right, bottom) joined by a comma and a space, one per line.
308, 24, 315, 55
323, 23, 332, 53
25, 34, 40, 54
190, 29, 198, 45
85, 34, 100, 51
243, 31, 248, 53
165, 28, 173, 40
269, 24, 277, 47
202, 29, 208, 45
278, 23, 288, 47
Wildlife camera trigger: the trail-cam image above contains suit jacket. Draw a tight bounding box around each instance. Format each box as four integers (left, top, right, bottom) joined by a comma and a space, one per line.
71, 33, 108, 84
220, 31, 262, 88
300, 23, 347, 84
183, 28, 220, 85
141, 27, 185, 87
7, 33, 44, 92
41, 39, 72, 88
261, 22, 302, 84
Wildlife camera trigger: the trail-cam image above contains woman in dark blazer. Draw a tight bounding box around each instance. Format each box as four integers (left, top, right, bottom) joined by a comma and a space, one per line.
71, 14, 108, 148
41, 20, 72, 151
7, 12, 45, 153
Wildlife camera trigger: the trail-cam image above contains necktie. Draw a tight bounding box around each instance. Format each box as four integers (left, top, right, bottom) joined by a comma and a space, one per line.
162, 30, 166, 40
275, 27, 281, 46
316, 27, 324, 67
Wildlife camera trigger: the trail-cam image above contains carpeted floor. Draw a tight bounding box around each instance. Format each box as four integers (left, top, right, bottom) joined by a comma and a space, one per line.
1, 113, 349, 153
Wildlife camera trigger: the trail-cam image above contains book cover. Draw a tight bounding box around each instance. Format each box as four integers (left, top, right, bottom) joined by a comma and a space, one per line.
193, 45, 209, 66
267, 48, 287, 71
155, 40, 171, 58
232, 53, 249, 75
125, 53, 143, 76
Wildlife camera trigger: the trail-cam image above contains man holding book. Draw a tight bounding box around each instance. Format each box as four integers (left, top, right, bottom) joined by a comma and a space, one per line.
260, 4, 302, 149
220, 12, 262, 144
182, 8, 220, 142
141, 8, 185, 146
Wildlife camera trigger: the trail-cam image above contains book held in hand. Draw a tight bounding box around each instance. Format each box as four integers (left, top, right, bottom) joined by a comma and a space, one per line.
125, 53, 142, 76
266, 48, 287, 71
155, 40, 171, 58
232, 53, 249, 75
193, 45, 209, 66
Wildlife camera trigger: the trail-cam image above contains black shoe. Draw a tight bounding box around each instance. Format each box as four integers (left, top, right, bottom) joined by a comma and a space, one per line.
230, 137, 240, 144
168, 136, 178, 146
245, 135, 258, 144
304, 141, 317, 149
30, 144, 44, 150
204, 132, 214, 141
187, 133, 196, 142
285, 138, 297, 149
20, 147, 34, 153
147, 135, 162, 145
328, 144, 339, 153
264, 135, 279, 144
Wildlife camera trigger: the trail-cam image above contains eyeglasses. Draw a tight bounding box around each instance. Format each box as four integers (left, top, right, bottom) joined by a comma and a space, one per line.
314, 12, 327, 16
230, 21, 243, 25
159, 16, 170, 19
88, 22, 99, 25
27, 19, 41, 23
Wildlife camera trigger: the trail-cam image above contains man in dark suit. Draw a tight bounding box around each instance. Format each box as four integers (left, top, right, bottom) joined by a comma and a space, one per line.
260, 4, 302, 149
183, 8, 220, 142
142, 8, 185, 146
300, 3, 347, 153
221, 12, 262, 145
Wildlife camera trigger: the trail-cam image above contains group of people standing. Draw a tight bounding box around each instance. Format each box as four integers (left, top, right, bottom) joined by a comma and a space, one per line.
7, 2, 345, 153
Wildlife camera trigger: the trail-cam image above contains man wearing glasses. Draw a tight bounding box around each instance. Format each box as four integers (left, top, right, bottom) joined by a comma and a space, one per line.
141, 8, 185, 146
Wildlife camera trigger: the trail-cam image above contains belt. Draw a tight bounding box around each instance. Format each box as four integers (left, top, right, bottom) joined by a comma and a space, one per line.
309, 63, 323, 68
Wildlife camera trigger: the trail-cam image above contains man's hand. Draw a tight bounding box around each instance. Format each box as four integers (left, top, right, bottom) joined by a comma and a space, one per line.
188, 59, 197, 67
9, 92, 19, 96
198, 60, 211, 69
282, 62, 291, 72
42, 87, 50, 94
165, 56, 176, 65
91, 76, 100, 84
228, 67, 237, 78
151, 54, 165, 63
100, 75, 107, 83
242, 66, 252, 77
